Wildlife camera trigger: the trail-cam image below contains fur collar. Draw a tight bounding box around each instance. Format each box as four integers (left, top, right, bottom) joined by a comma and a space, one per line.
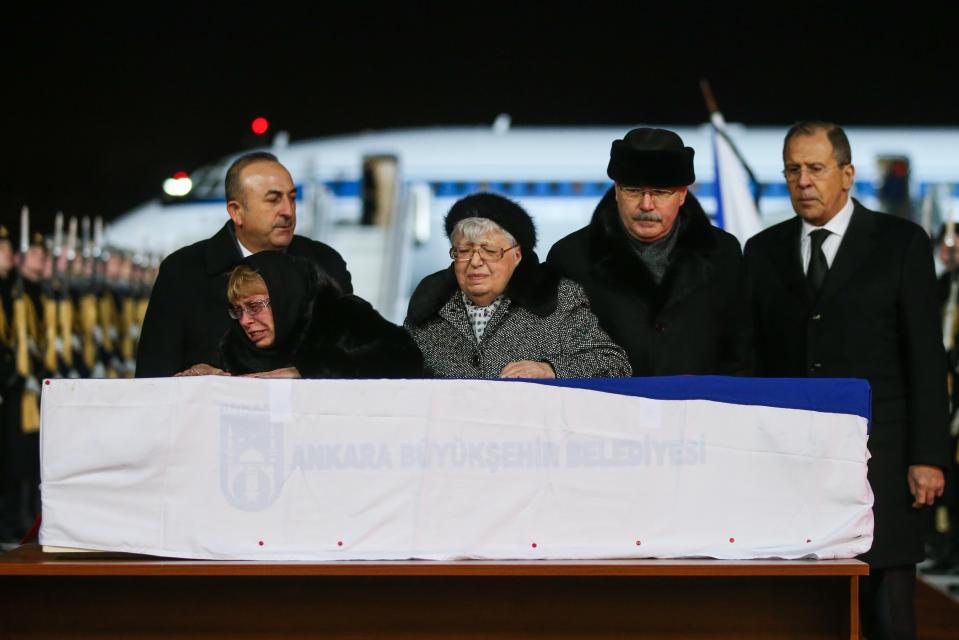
587, 187, 720, 311
589, 187, 716, 259
406, 254, 561, 326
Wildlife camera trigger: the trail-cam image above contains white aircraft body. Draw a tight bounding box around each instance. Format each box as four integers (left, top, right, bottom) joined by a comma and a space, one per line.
106, 123, 959, 322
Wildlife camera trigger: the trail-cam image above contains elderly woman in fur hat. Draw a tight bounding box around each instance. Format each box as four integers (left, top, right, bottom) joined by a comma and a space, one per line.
404, 193, 630, 379
177, 251, 422, 378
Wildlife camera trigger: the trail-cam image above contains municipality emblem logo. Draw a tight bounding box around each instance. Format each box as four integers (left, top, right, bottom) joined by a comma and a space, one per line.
220, 413, 284, 511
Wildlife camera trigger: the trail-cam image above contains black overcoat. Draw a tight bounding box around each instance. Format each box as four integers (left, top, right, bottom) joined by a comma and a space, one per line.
744, 199, 951, 568
135, 222, 352, 377
546, 188, 751, 376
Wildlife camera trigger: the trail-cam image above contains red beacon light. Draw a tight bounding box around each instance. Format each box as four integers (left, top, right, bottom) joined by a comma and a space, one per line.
251, 117, 270, 135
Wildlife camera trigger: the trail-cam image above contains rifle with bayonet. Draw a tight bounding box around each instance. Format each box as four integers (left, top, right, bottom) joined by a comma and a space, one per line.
53, 212, 82, 378
95, 219, 120, 378
12, 207, 40, 433
78, 217, 100, 377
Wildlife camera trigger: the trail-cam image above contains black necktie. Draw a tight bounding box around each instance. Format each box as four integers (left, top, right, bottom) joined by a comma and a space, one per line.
807, 228, 831, 294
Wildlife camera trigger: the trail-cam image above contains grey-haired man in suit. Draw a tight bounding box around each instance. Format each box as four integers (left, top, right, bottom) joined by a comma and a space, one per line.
745, 121, 949, 640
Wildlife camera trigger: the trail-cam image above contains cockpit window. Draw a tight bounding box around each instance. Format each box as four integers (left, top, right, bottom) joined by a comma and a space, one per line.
162, 159, 229, 203
187, 164, 226, 200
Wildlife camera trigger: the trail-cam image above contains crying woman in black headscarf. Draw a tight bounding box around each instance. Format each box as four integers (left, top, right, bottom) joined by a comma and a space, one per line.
218, 251, 423, 378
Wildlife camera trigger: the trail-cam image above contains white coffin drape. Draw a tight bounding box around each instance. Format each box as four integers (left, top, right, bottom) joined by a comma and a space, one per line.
39, 376, 873, 561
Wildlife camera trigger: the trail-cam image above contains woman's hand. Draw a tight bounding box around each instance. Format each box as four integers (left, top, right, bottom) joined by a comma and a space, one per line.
499, 360, 556, 379
242, 367, 302, 379
174, 363, 230, 377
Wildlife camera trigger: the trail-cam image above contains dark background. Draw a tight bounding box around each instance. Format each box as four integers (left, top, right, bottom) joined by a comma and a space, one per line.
2, 3, 957, 239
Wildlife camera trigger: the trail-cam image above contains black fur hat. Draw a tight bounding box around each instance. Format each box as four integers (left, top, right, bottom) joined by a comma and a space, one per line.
607, 127, 695, 187
443, 193, 536, 252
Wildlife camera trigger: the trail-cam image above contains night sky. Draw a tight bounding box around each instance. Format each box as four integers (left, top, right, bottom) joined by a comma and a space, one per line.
3, 4, 958, 240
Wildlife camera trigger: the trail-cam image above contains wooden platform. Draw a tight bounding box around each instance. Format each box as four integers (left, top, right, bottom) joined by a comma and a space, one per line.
0, 545, 868, 639
916, 576, 959, 640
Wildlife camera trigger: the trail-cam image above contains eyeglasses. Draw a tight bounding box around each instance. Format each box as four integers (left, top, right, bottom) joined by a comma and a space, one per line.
449, 244, 518, 263
228, 298, 271, 320
782, 163, 847, 182
618, 186, 678, 203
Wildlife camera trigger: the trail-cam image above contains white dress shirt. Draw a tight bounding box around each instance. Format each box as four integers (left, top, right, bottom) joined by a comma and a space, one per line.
800, 196, 855, 274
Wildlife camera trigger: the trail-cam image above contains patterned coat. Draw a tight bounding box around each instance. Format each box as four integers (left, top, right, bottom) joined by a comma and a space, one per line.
404, 262, 631, 379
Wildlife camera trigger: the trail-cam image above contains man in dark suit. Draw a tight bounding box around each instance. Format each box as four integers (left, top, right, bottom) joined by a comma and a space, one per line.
925, 226, 959, 572
745, 121, 949, 640
136, 152, 352, 377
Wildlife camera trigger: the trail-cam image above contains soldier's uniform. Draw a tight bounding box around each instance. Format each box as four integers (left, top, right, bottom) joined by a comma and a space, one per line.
0, 231, 45, 543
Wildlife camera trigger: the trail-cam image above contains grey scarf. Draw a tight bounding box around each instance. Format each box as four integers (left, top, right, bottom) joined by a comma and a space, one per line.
626, 213, 683, 284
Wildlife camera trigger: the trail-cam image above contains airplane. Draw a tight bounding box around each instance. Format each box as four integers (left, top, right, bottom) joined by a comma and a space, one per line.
105, 118, 959, 322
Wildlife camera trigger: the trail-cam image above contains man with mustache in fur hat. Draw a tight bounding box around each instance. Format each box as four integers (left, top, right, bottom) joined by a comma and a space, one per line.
547, 127, 751, 376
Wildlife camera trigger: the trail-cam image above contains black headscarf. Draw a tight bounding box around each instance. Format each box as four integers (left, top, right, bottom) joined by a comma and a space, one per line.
220, 251, 320, 374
